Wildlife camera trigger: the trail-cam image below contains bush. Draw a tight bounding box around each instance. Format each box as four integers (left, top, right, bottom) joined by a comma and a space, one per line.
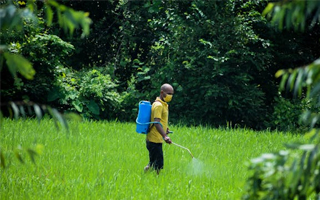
49, 66, 122, 119
242, 131, 320, 200
270, 95, 310, 132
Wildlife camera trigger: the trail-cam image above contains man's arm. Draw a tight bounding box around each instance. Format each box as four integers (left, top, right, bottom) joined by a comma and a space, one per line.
154, 118, 172, 144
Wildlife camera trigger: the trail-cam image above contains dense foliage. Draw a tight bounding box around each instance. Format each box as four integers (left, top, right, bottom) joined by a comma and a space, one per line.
243, 1, 320, 199
1, 0, 320, 131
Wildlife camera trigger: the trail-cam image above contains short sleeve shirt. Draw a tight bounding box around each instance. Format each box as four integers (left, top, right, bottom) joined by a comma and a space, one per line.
147, 97, 169, 143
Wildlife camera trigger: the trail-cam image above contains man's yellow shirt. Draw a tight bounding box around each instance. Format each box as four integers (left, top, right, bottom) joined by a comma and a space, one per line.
146, 97, 169, 143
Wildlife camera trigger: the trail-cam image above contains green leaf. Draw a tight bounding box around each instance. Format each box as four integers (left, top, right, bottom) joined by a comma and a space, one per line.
0, 149, 5, 169
27, 148, 37, 164
311, 115, 319, 129
279, 73, 289, 91
45, 5, 53, 26
294, 68, 304, 96
250, 157, 264, 164
275, 69, 285, 78
87, 100, 100, 115
0, 5, 23, 30
47, 88, 61, 102
0, 111, 3, 128
64, 10, 76, 35
287, 69, 298, 91
19, 105, 26, 118
288, 159, 300, 194
14, 150, 24, 164
10, 102, 19, 119
63, 112, 83, 122
4, 52, 35, 80
262, 3, 275, 17
47, 107, 60, 130
47, 1, 91, 37
33, 104, 42, 122
309, 82, 320, 99
72, 100, 83, 112
285, 143, 304, 149
51, 108, 69, 131
299, 144, 315, 151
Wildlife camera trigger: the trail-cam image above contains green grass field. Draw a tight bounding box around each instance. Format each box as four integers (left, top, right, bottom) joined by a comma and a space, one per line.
0, 119, 308, 199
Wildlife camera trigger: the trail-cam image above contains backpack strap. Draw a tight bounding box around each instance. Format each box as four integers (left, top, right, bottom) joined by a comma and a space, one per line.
147, 100, 162, 133
147, 121, 162, 133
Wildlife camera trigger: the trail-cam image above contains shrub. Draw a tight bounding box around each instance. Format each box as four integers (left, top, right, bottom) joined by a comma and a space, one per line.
49, 66, 122, 119
270, 95, 310, 132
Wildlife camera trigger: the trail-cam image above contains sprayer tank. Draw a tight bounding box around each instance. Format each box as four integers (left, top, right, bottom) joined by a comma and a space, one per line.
136, 101, 152, 134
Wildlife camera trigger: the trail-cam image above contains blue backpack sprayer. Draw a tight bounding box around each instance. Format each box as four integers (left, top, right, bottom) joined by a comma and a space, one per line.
136, 101, 194, 158
135, 101, 161, 134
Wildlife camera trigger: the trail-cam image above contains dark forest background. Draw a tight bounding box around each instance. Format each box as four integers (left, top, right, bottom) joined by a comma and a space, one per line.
2, 0, 320, 131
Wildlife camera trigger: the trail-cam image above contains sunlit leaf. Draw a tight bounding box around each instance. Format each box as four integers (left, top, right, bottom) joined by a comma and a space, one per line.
35, 144, 44, 155
4, 52, 35, 80
288, 69, 298, 91
310, 129, 320, 141
45, 5, 53, 26
275, 69, 285, 78
46, 0, 91, 37
72, 100, 83, 112
47, 0, 59, 7
304, 128, 317, 141
262, 3, 274, 17
64, 112, 83, 122
25, 0, 35, 12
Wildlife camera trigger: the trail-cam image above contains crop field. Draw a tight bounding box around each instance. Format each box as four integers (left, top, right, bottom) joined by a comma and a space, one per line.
0, 119, 308, 199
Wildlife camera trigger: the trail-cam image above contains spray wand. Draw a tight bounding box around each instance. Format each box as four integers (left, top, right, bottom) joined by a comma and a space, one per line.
171, 142, 194, 158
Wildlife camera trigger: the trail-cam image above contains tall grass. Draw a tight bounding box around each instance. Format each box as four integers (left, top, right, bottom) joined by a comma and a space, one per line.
0, 119, 307, 199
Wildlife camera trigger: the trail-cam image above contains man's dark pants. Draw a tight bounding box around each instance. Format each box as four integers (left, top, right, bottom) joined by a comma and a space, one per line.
146, 140, 163, 170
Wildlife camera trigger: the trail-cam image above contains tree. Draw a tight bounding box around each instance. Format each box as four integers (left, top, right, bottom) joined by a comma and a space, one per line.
0, 0, 91, 81
0, 0, 92, 115
0, 0, 91, 168
125, 0, 274, 128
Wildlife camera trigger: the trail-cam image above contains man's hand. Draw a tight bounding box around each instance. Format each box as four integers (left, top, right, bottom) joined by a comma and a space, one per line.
164, 136, 172, 144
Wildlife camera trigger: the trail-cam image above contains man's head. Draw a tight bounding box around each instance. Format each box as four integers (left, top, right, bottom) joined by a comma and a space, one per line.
160, 83, 174, 102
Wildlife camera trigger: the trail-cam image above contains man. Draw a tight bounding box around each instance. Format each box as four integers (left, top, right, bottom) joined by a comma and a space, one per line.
144, 83, 174, 174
